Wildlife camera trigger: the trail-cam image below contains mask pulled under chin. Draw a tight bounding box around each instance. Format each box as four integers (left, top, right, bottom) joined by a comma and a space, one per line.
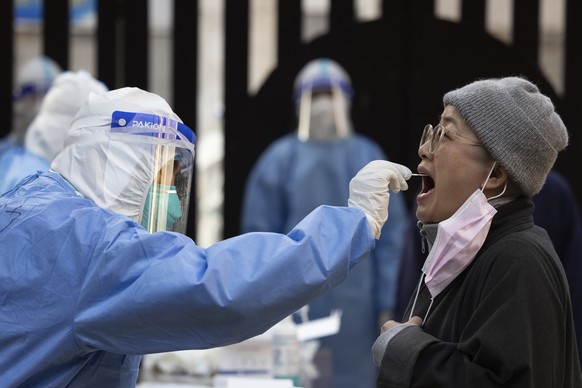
421, 188, 497, 298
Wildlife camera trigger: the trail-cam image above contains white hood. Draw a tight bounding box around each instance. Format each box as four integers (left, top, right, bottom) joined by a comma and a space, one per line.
24, 70, 108, 163
51, 87, 193, 222
12, 56, 63, 140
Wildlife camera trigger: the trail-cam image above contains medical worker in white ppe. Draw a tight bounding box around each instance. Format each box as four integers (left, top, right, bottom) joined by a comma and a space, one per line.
1, 56, 62, 156
0, 70, 107, 194
241, 58, 408, 388
0, 86, 411, 387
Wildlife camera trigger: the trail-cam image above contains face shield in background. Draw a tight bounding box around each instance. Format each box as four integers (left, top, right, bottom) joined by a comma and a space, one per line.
12, 57, 63, 140
293, 58, 354, 142
110, 110, 196, 234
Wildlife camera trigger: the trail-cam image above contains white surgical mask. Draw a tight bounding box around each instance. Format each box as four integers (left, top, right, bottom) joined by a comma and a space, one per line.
308, 95, 337, 141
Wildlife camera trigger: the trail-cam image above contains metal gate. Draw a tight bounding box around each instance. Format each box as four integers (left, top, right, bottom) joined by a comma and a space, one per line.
1, 0, 580, 241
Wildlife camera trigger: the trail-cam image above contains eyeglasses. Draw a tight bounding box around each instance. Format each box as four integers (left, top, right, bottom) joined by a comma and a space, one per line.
419, 124, 483, 154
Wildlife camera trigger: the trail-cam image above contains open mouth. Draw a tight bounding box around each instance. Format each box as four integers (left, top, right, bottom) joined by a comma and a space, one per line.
421, 175, 435, 194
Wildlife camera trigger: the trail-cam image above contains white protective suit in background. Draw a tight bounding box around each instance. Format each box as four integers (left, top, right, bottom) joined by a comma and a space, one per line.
0, 70, 107, 194
9, 56, 62, 145
0, 57, 62, 188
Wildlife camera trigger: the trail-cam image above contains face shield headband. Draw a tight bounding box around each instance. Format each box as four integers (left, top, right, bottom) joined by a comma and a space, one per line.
13, 83, 52, 101
111, 110, 196, 234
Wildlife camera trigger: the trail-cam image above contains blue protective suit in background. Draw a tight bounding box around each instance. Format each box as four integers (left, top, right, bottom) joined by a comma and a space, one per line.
0, 145, 49, 194
241, 133, 408, 388
0, 171, 374, 387
0, 136, 19, 156
0, 136, 20, 173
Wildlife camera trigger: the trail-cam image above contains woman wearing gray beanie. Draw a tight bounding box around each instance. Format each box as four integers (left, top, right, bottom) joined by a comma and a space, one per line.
372, 76, 582, 387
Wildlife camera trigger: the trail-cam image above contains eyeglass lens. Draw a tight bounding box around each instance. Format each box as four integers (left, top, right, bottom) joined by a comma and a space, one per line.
420, 124, 445, 154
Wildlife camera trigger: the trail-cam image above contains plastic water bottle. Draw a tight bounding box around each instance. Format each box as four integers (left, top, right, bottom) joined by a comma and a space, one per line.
272, 315, 301, 386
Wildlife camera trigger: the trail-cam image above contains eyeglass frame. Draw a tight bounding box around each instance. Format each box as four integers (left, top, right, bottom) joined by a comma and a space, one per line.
419, 124, 483, 154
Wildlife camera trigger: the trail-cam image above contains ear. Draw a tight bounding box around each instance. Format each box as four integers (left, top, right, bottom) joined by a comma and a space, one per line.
484, 163, 508, 193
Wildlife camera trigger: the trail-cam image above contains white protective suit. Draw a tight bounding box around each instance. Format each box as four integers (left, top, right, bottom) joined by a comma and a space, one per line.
0, 70, 107, 194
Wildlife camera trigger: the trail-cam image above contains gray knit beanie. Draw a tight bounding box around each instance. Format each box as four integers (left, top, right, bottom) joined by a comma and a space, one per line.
443, 76, 568, 197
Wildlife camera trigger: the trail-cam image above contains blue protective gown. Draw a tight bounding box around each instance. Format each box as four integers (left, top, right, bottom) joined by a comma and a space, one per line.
0, 136, 20, 180
0, 171, 375, 387
0, 136, 18, 156
241, 133, 408, 388
0, 145, 49, 194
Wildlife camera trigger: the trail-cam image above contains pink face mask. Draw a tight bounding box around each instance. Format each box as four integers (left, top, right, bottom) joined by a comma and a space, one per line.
421, 189, 497, 298
421, 162, 503, 299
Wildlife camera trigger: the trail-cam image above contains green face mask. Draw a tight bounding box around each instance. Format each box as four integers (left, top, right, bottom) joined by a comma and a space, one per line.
141, 184, 182, 232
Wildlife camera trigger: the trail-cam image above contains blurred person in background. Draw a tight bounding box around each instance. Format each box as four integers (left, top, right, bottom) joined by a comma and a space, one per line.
0, 70, 107, 194
0, 86, 413, 386
1, 56, 62, 156
241, 58, 408, 388
527, 169, 582, 365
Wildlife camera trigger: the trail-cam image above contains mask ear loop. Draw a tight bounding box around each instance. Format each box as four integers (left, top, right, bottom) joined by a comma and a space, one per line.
408, 272, 434, 327
488, 182, 508, 201
480, 161, 497, 191
481, 161, 508, 201
409, 273, 424, 321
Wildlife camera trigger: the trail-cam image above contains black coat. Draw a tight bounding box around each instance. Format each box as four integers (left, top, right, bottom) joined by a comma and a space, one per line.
378, 198, 582, 388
